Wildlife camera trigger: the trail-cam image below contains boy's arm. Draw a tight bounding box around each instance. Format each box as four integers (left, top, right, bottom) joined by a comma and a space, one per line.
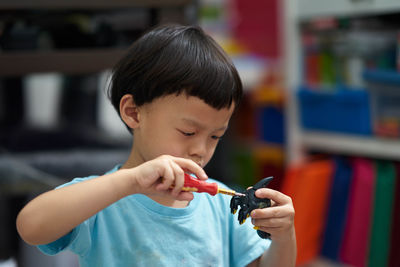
248, 189, 297, 267
16, 169, 133, 245
16, 155, 207, 246
253, 228, 296, 267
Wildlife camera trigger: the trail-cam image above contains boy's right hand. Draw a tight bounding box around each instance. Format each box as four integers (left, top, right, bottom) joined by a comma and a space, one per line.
127, 155, 208, 200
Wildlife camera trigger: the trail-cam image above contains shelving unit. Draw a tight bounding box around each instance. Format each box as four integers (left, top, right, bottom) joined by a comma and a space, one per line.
282, 1, 400, 266
0, 48, 126, 76
283, 0, 400, 164
0, 1, 194, 76
302, 131, 400, 160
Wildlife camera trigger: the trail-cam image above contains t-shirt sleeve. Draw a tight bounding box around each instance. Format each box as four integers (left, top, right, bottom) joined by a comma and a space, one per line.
37, 217, 95, 256
37, 177, 98, 257
230, 213, 270, 267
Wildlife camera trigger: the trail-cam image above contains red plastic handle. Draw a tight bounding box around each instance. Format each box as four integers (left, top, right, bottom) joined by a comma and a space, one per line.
183, 173, 218, 195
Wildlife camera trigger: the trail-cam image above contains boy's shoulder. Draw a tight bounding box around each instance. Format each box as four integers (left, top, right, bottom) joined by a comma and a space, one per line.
56, 164, 121, 189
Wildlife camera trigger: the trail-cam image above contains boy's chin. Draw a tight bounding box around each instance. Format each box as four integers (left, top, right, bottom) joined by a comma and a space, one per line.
177, 191, 195, 202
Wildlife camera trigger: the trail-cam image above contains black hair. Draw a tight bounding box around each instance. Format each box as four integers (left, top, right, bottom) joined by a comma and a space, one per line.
108, 24, 243, 118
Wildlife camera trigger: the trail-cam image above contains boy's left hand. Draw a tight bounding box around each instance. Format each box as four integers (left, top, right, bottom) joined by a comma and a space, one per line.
250, 189, 295, 242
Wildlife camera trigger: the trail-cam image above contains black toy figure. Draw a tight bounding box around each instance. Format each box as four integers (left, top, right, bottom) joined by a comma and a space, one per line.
230, 177, 274, 239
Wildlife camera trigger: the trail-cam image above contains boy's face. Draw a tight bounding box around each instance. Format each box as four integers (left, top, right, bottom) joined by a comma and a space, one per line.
132, 93, 235, 169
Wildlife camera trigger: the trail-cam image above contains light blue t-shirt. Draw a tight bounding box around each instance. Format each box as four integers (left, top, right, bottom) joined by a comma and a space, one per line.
38, 165, 270, 266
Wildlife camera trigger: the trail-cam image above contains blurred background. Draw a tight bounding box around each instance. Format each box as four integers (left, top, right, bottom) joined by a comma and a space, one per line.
0, 0, 399, 266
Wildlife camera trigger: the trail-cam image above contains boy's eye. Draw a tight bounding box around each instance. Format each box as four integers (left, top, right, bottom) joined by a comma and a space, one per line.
180, 130, 195, 137
211, 135, 223, 140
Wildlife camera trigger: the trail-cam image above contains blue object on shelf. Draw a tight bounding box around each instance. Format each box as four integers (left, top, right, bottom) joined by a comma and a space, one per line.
363, 69, 400, 86
258, 106, 285, 144
320, 157, 353, 261
298, 86, 372, 135
363, 69, 400, 137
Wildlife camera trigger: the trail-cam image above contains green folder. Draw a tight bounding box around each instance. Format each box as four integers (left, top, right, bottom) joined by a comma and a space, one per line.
368, 161, 396, 267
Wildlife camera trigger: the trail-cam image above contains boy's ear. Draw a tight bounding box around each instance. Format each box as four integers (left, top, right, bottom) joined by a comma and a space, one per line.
120, 94, 141, 129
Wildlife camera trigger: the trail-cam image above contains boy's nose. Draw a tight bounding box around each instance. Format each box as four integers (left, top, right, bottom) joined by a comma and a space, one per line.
189, 141, 207, 162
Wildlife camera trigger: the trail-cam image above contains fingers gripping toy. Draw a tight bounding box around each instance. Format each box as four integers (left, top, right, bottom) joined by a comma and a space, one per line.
179, 174, 273, 239
230, 177, 274, 239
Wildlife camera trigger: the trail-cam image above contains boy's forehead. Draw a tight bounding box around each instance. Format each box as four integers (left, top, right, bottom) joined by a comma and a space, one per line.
152, 93, 235, 124
180, 117, 229, 131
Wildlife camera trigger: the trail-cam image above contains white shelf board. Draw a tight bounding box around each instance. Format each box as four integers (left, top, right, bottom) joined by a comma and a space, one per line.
301, 131, 400, 160
297, 0, 400, 20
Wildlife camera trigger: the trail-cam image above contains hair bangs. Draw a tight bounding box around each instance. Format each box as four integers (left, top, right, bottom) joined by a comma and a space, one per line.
183, 61, 241, 109
160, 30, 243, 109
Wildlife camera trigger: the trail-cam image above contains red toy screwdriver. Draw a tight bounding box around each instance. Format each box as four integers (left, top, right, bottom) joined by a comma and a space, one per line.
181, 173, 245, 196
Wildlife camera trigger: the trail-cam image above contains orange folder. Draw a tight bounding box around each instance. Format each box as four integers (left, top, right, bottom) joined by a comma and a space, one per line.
282, 159, 334, 265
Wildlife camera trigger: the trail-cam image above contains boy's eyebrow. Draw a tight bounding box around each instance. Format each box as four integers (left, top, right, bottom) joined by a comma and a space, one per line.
181, 118, 228, 131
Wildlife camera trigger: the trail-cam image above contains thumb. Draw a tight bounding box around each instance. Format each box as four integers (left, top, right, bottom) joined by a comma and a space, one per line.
255, 188, 287, 205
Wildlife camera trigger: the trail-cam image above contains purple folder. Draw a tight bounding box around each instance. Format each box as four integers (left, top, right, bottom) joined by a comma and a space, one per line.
339, 158, 375, 267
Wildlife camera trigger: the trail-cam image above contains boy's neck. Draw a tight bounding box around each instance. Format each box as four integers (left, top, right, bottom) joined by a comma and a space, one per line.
149, 196, 190, 208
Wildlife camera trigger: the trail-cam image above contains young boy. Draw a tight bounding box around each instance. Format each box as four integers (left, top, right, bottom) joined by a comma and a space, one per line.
16, 24, 296, 266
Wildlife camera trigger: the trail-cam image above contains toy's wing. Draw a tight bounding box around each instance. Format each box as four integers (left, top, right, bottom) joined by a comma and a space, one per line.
252, 176, 274, 190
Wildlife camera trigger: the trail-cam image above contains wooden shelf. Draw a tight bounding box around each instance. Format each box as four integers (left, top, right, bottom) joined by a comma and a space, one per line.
0, 0, 192, 10
301, 131, 400, 160
0, 48, 127, 76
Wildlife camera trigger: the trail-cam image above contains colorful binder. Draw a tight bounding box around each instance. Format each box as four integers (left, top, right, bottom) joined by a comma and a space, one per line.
388, 163, 400, 267
320, 157, 353, 261
281, 159, 334, 265
368, 161, 396, 267
340, 158, 375, 267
